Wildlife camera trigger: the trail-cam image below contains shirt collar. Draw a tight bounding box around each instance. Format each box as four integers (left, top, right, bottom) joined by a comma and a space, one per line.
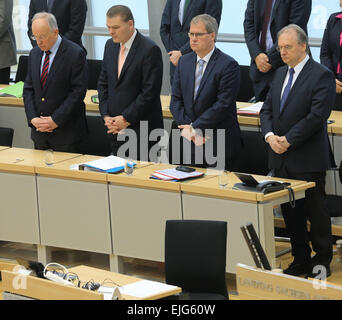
48, 35, 62, 54
197, 46, 215, 64
291, 54, 309, 74
121, 29, 137, 51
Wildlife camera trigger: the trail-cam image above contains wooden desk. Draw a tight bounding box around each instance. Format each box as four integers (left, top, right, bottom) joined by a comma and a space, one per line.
107, 163, 183, 270
0, 148, 81, 248
1, 264, 181, 300
180, 172, 314, 273
34, 155, 114, 266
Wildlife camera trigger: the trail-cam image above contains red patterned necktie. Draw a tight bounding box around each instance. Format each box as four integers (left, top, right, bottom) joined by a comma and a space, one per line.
41, 50, 51, 88
260, 0, 273, 52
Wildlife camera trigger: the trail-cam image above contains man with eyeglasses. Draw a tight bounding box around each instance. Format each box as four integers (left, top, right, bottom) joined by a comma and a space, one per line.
27, 0, 87, 50
23, 12, 88, 153
244, 0, 311, 102
260, 24, 335, 279
160, 0, 222, 85
170, 14, 241, 170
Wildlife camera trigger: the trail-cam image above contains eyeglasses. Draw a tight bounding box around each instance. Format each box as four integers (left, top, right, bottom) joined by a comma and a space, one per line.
188, 32, 211, 39
31, 33, 50, 41
276, 45, 293, 52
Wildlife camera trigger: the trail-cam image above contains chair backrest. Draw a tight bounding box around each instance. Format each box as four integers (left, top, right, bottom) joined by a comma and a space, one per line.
15, 55, 29, 83
165, 220, 228, 298
237, 65, 255, 102
233, 130, 269, 175
87, 59, 102, 90
0, 127, 14, 147
77, 115, 111, 156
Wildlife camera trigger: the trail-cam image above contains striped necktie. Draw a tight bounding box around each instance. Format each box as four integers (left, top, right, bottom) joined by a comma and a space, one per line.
41, 50, 51, 88
194, 59, 205, 98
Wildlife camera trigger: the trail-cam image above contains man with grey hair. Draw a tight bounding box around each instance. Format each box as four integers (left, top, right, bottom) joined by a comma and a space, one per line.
160, 0, 222, 85
260, 24, 335, 279
170, 14, 241, 169
24, 12, 88, 152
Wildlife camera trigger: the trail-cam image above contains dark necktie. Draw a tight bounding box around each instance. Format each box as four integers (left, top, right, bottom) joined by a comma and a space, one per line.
280, 68, 295, 112
260, 0, 273, 51
47, 0, 54, 12
41, 50, 51, 88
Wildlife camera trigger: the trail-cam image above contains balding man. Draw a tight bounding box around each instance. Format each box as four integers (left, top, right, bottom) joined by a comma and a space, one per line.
24, 12, 88, 152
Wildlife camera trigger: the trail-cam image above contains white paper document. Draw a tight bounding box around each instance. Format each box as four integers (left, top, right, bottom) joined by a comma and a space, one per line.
237, 102, 264, 115
119, 279, 179, 298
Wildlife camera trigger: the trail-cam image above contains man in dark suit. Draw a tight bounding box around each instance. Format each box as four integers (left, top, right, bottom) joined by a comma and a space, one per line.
170, 14, 241, 170
260, 24, 335, 279
160, 0, 222, 84
24, 12, 88, 152
243, 0, 311, 101
28, 0, 87, 49
97, 5, 164, 161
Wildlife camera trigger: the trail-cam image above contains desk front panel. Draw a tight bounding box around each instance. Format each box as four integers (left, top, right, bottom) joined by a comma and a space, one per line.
0, 172, 39, 244
182, 193, 258, 274
109, 184, 182, 262
37, 176, 112, 254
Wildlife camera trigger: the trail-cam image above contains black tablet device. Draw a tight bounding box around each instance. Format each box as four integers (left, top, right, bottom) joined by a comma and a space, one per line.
234, 172, 259, 187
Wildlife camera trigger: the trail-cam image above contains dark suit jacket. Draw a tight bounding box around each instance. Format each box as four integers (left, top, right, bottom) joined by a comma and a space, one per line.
171, 48, 242, 160
27, 0, 87, 48
243, 0, 311, 98
260, 58, 336, 172
160, 0, 222, 55
320, 12, 342, 79
97, 31, 164, 147
23, 37, 88, 145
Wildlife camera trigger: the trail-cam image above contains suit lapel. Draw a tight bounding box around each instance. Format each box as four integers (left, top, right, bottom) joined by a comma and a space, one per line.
34, 49, 44, 92
193, 48, 219, 103
279, 59, 312, 115
182, 0, 193, 27
270, 0, 280, 23
116, 31, 140, 85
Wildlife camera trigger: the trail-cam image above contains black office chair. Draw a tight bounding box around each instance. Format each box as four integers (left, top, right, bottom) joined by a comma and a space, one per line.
0, 127, 14, 147
15, 55, 29, 83
164, 220, 228, 300
232, 130, 269, 175
237, 65, 256, 103
77, 115, 111, 156
87, 59, 102, 90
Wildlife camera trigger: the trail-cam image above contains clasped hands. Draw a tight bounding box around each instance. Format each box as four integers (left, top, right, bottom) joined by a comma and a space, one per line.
266, 135, 290, 154
336, 79, 342, 94
255, 53, 272, 73
31, 116, 58, 133
104, 115, 129, 134
179, 124, 207, 146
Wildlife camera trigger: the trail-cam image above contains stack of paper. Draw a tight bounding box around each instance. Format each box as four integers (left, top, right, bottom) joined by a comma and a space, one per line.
237, 102, 263, 115
76, 155, 135, 173
151, 168, 204, 181
0, 81, 24, 98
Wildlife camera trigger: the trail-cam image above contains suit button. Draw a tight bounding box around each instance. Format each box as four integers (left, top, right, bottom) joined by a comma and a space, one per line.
42, 98, 45, 102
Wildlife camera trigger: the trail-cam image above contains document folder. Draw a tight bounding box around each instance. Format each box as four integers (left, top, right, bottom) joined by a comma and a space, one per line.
78, 155, 135, 173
